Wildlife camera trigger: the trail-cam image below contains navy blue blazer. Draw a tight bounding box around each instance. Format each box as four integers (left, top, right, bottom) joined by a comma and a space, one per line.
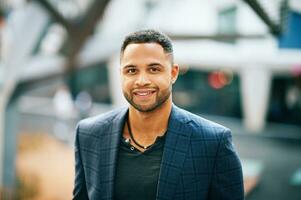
73, 105, 244, 200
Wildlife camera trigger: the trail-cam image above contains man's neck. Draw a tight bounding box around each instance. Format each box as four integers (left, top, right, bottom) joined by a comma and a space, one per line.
128, 98, 172, 139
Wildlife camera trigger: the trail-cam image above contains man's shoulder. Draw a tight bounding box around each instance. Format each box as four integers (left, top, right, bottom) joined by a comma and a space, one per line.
174, 106, 230, 138
77, 107, 127, 130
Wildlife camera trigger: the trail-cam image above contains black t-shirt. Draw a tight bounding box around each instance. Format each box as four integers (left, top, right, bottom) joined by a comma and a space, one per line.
114, 134, 165, 200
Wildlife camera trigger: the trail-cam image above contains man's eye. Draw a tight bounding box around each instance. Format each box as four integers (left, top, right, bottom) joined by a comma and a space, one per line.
149, 68, 160, 73
127, 69, 136, 74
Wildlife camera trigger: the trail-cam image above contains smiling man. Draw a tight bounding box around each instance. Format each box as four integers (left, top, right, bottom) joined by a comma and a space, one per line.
73, 30, 244, 200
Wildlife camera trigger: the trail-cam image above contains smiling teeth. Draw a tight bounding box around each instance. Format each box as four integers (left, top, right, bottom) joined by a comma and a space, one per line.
136, 92, 151, 96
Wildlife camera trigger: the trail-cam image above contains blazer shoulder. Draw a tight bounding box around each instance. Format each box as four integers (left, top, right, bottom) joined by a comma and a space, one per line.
77, 107, 127, 132
176, 106, 230, 139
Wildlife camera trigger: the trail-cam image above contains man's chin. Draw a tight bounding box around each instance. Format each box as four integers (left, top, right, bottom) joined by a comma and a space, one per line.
132, 104, 158, 113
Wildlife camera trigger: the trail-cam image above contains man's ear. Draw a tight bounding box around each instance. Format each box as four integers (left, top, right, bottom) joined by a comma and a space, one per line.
171, 64, 179, 84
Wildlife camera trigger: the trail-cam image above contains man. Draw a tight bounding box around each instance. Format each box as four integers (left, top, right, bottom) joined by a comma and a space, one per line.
73, 30, 244, 200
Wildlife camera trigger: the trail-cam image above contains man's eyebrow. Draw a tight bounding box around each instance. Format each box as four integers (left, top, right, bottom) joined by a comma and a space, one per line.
122, 64, 136, 69
147, 62, 164, 67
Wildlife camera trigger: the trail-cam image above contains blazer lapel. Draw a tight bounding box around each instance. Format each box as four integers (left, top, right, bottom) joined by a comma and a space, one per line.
97, 108, 128, 200
156, 105, 192, 200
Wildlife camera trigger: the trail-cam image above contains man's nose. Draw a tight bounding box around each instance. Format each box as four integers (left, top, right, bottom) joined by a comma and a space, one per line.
135, 73, 151, 86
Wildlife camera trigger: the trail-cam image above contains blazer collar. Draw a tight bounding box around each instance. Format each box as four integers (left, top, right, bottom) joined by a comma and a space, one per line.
156, 104, 193, 200
167, 104, 193, 135
111, 107, 129, 134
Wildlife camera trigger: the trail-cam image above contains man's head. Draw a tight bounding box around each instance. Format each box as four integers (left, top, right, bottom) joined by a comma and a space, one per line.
121, 29, 174, 64
120, 29, 179, 113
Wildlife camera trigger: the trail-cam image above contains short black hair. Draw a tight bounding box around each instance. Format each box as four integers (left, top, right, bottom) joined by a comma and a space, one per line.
120, 29, 173, 61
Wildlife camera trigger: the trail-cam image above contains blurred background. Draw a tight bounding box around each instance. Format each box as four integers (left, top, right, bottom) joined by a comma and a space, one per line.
0, 0, 301, 199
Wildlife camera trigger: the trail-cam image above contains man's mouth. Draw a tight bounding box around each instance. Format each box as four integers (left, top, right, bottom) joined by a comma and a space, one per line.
133, 89, 156, 97
134, 91, 154, 96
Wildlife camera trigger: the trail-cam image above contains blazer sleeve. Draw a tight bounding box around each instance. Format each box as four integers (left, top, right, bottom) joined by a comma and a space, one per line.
208, 129, 244, 200
73, 124, 89, 200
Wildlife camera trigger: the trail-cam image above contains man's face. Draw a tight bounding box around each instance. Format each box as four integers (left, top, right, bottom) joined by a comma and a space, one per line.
120, 43, 179, 112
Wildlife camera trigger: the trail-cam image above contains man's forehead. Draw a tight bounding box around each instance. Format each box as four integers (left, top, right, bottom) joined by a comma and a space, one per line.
120, 42, 173, 66
123, 42, 164, 52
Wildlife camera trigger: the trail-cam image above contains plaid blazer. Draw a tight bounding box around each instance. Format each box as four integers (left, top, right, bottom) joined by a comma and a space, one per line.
73, 105, 244, 200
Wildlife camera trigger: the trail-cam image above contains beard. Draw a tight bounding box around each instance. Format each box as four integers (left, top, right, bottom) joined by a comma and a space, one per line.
123, 86, 172, 113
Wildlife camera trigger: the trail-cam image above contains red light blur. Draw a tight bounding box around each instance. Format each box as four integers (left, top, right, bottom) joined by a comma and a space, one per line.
208, 70, 233, 89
